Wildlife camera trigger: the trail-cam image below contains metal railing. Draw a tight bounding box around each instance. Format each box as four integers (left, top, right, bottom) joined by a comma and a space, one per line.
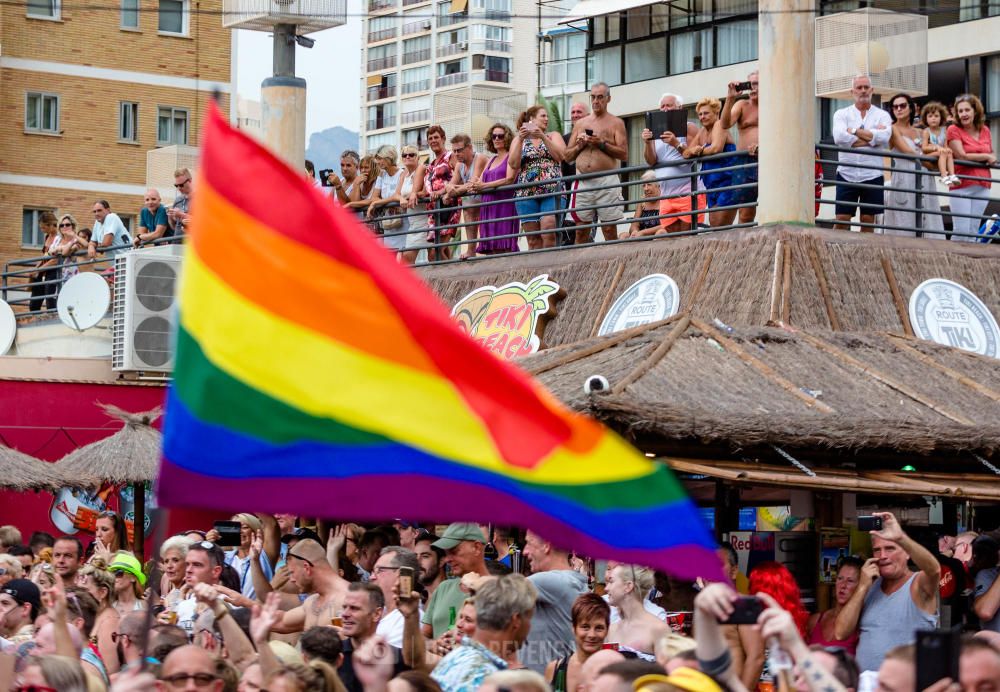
437, 42, 467, 58
482, 38, 511, 52
367, 27, 397, 42
401, 80, 430, 94
402, 19, 431, 35
438, 12, 467, 26
403, 48, 431, 64
366, 85, 397, 101
436, 71, 468, 87
366, 56, 397, 71
366, 116, 397, 130
539, 57, 586, 89
368, 0, 395, 10
401, 109, 430, 124
482, 69, 509, 83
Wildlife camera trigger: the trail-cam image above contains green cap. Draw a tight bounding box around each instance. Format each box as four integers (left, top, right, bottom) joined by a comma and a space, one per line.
432, 523, 487, 550
108, 551, 147, 587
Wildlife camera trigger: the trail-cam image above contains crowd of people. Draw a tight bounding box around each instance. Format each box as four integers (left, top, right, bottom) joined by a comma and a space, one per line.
1, 510, 999, 691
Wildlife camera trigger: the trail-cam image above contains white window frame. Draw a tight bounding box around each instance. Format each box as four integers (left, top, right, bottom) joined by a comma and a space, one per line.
158, 0, 189, 35
25, 92, 60, 134
22, 208, 54, 249
27, 0, 60, 20
157, 105, 189, 146
119, 101, 139, 142
121, 0, 140, 29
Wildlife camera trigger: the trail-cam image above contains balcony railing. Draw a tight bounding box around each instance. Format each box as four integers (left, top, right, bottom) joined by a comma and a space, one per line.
402, 0, 426, 5
438, 12, 467, 26
366, 85, 397, 101
483, 9, 510, 19
483, 69, 509, 83
367, 116, 397, 130
483, 38, 511, 52
401, 109, 430, 123
437, 41, 468, 57
401, 79, 430, 94
367, 27, 397, 42
540, 57, 586, 88
367, 56, 397, 71
436, 71, 468, 87
368, 0, 395, 10
402, 19, 431, 34
403, 48, 431, 64
402, 138, 428, 149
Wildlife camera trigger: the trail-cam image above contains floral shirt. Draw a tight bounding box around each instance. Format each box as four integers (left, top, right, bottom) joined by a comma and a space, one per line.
515, 137, 561, 198
431, 637, 508, 692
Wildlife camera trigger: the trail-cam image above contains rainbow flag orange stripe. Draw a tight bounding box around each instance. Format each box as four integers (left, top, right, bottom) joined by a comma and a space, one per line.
159, 103, 721, 579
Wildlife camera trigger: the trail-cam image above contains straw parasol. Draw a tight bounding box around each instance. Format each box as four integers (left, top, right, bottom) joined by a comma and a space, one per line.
55, 404, 162, 560
0, 443, 66, 491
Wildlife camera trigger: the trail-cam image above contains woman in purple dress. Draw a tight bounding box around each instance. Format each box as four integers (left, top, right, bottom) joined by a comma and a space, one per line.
468, 123, 519, 256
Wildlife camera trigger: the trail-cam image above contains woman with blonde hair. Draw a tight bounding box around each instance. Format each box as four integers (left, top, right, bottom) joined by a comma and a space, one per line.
394, 143, 430, 265
76, 557, 121, 674
158, 534, 191, 603
605, 564, 669, 660
626, 171, 664, 238
366, 145, 406, 252
348, 155, 380, 218
264, 660, 345, 691
57, 213, 88, 279
690, 97, 739, 227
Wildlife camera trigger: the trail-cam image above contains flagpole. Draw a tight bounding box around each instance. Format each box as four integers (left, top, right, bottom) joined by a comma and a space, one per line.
139, 507, 170, 673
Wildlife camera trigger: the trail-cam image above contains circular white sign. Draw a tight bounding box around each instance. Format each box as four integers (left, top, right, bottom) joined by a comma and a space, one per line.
598, 274, 680, 336
908, 278, 999, 359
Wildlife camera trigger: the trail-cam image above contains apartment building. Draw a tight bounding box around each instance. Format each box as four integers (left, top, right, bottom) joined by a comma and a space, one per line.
560, 0, 1000, 171
360, 0, 537, 152
537, 0, 586, 128
0, 0, 234, 267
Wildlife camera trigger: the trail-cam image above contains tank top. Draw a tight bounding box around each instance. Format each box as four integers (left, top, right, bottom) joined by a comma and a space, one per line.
515, 137, 561, 197
857, 573, 937, 672
807, 610, 859, 655
927, 127, 947, 148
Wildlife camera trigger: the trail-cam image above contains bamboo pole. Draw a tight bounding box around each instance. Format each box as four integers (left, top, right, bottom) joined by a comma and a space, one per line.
769, 239, 785, 324
613, 315, 691, 394
807, 243, 842, 331
683, 251, 715, 313
885, 336, 1000, 404
588, 260, 627, 339
780, 240, 793, 324
880, 254, 914, 337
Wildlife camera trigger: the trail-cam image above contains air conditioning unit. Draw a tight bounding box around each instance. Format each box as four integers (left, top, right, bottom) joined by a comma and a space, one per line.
422, 20, 432, 29
112, 246, 183, 373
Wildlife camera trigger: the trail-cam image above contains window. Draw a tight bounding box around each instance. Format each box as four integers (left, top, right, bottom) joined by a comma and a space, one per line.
367, 132, 396, 151
717, 20, 757, 66
669, 28, 713, 74
22, 208, 53, 248
119, 102, 139, 142
158, 0, 186, 34
157, 106, 189, 145
25, 92, 59, 134
403, 127, 428, 147
986, 55, 1000, 114
27, 0, 58, 18
402, 65, 431, 93
625, 38, 666, 82
587, 46, 621, 86
121, 0, 139, 27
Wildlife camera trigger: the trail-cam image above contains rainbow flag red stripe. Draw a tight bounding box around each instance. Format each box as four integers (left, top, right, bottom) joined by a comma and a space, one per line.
158, 103, 721, 580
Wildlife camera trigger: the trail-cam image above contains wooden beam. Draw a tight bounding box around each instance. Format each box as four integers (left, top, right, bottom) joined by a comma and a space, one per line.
613, 315, 691, 393
588, 260, 627, 339
781, 240, 793, 324
885, 336, 1000, 404
807, 243, 842, 330
880, 254, 914, 337
691, 318, 835, 413
769, 238, 784, 324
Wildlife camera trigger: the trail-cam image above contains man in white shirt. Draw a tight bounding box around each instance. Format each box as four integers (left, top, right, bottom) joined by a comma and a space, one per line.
832, 75, 892, 231
370, 546, 421, 648
87, 200, 131, 259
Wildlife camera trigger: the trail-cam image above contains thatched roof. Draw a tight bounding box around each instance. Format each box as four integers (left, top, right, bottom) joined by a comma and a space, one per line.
0, 443, 66, 491
521, 316, 1000, 468
55, 405, 162, 487
418, 225, 1000, 345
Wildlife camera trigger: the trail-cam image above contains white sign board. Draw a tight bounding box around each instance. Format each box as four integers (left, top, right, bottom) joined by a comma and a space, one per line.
908, 278, 999, 359
598, 274, 680, 336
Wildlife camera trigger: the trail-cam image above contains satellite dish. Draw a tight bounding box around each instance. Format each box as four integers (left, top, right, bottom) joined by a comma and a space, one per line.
57, 273, 110, 331
0, 300, 16, 356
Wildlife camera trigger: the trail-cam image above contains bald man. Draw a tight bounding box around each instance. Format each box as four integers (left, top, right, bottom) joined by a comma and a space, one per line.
135, 188, 170, 246
578, 648, 625, 691
157, 645, 223, 691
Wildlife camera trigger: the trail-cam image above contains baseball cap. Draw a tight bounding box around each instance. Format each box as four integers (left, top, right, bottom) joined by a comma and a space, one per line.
108, 552, 148, 587
2, 579, 41, 619
633, 669, 722, 692
280, 527, 322, 545
432, 523, 486, 550
286, 538, 329, 566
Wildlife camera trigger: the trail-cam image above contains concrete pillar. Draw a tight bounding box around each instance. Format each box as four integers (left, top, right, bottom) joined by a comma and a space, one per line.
261, 24, 306, 171
757, 0, 816, 225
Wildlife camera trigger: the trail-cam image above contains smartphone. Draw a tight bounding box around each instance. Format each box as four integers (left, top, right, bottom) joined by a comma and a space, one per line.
735, 81, 752, 92
858, 515, 883, 531
398, 566, 414, 597
213, 520, 242, 547
721, 596, 764, 625
319, 169, 335, 186
916, 628, 960, 690
585, 128, 594, 136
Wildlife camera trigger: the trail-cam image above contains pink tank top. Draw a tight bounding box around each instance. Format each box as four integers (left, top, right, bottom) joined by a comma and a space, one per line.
807, 610, 859, 656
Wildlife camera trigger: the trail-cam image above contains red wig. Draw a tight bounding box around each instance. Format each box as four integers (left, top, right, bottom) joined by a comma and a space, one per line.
748, 561, 809, 637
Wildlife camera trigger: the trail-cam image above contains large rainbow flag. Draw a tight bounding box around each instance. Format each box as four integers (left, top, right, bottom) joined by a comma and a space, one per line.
159, 103, 721, 580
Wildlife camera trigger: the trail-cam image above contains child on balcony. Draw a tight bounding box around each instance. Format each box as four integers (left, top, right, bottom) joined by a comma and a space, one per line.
920, 102, 959, 186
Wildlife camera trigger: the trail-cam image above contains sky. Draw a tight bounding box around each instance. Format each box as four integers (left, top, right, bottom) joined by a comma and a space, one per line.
235, 0, 364, 138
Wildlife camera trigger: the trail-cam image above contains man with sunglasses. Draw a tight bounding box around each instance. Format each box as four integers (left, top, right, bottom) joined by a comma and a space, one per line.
168, 168, 194, 236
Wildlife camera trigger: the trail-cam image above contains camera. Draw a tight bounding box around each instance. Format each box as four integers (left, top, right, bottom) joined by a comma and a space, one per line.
583, 375, 610, 395
735, 81, 752, 92
319, 169, 335, 187
584, 128, 595, 137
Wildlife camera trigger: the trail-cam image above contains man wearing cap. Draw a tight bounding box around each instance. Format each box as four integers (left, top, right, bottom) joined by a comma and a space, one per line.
271, 538, 350, 634
0, 579, 40, 645
423, 523, 492, 641
109, 552, 147, 615
520, 530, 589, 672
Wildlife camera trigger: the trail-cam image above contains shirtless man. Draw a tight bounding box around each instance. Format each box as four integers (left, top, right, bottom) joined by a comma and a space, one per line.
270, 539, 350, 635
564, 82, 629, 244
721, 70, 760, 223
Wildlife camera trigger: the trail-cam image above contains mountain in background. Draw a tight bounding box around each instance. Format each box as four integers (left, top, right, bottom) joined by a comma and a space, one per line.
306, 126, 360, 168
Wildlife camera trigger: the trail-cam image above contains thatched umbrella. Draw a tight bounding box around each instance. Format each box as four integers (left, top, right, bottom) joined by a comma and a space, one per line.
55, 404, 162, 561
0, 443, 66, 491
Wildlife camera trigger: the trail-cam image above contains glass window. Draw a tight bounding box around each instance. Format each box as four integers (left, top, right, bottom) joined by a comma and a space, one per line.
626, 6, 650, 38
625, 38, 666, 82
369, 44, 396, 61
119, 101, 139, 142
158, 0, 185, 33
437, 58, 467, 75
25, 93, 59, 133
121, 0, 139, 27
669, 28, 713, 74
986, 55, 1000, 113
587, 46, 621, 87
157, 106, 189, 145
716, 19, 757, 66
22, 208, 52, 248
27, 0, 58, 18
366, 132, 396, 151
403, 127, 428, 146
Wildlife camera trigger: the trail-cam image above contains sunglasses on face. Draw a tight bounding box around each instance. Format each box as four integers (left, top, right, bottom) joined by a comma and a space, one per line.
402, 152, 417, 158
491, 133, 506, 140
174, 179, 191, 188
892, 103, 908, 110
59, 222, 74, 228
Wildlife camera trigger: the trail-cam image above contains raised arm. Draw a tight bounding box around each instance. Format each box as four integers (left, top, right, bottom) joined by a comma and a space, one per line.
721, 84, 743, 130
834, 557, 878, 640
873, 512, 940, 609
507, 134, 524, 172
693, 583, 749, 692
251, 593, 284, 681
757, 593, 846, 692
